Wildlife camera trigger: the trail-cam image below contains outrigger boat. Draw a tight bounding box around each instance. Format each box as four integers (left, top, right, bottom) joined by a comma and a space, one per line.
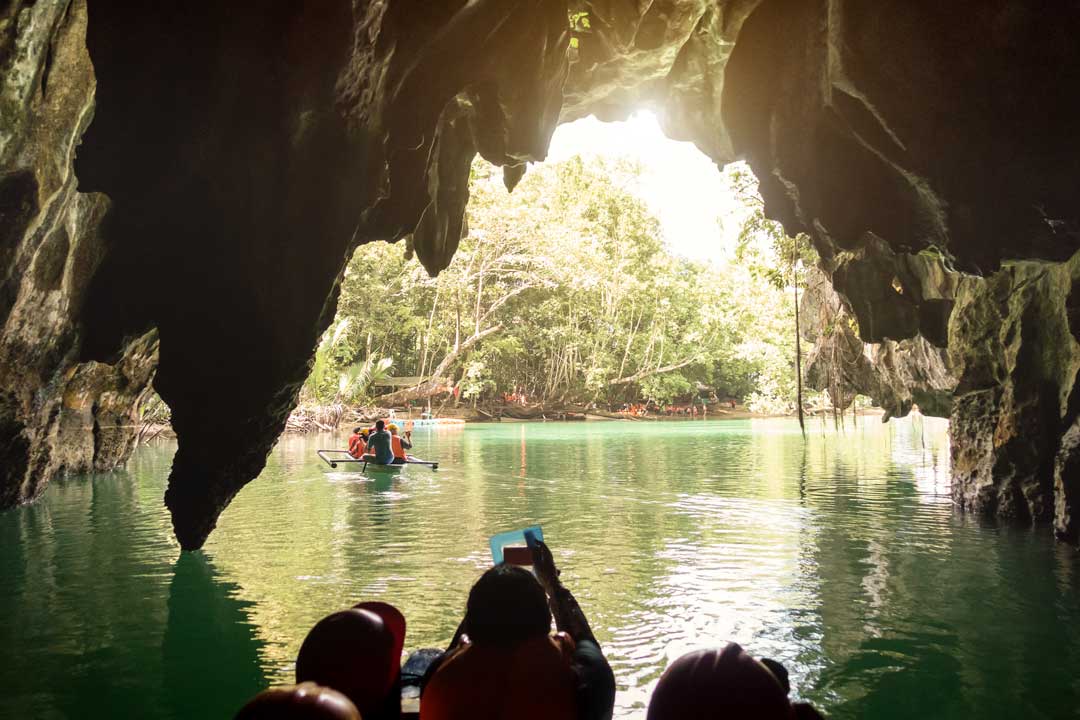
317, 449, 439, 472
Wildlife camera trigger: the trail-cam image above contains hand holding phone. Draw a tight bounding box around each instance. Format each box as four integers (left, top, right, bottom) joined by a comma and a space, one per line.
489, 526, 544, 565
530, 539, 560, 593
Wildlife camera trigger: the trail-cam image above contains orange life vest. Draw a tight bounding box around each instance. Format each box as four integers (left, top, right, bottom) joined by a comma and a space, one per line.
420, 635, 577, 720
391, 435, 407, 461
348, 434, 366, 459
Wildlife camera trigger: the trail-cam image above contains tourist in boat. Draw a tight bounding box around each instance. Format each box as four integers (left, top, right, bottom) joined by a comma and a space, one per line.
387, 423, 413, 464
347, 427, 368, 459
421, 540, 615, 720
363, 420, 395, 465
295, 607, 403, 720
646, 644, 825, 720
234, 682, 361, 719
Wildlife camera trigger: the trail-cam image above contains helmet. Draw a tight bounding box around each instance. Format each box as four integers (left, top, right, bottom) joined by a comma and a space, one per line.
387, 423, 399, 433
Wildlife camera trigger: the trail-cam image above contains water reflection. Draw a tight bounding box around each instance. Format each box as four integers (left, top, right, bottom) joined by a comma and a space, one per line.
164, 552, 265, 717
1, 418, 1079, 720
0, 463, 267, 719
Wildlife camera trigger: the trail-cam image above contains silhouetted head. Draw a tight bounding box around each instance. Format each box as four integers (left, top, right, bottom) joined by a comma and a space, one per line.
353, 600, 407, 688
352, 427, 363, 435
465, 564, 551, 647
296, 609, 398, 717
647, 644, 793, 720
760, 658, 790, 694
234, 682, 360, 720
375, 419, 385, 431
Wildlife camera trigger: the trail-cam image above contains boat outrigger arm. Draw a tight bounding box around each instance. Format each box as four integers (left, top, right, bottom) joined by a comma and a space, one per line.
317, 449, 439, 470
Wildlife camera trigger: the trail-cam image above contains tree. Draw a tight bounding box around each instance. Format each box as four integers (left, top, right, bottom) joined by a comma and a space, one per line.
305, 155, 812, 416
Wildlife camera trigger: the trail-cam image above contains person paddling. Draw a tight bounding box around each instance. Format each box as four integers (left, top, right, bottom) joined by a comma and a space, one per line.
364, 420, 396, 465
387, 423, 413, 464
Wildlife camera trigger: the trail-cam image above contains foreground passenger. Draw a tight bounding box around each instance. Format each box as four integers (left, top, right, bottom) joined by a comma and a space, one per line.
646, 644, 826, 719
363, 419, 396, 465
295, 606, 403, 720
421, 540, 615, 720
234, 683, 360, 719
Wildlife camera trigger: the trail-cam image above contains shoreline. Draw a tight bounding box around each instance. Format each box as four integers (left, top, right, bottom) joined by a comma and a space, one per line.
139, 407, 891, 442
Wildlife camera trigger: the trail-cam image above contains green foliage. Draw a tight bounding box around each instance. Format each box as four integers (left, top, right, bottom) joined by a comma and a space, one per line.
569, 11, 591, 31
302, 318, 393, 405
568, 10, 590, 49
724, 163, 818, 413
337, 356, 393, 404
314, 155, 811, 412
640, 373, 693, 406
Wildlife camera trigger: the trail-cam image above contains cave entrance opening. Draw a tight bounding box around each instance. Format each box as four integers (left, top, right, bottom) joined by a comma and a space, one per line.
293, 110, 867, 426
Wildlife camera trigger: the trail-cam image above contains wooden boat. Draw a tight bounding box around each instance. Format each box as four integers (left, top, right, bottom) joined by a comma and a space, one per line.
317, 449, 438, 471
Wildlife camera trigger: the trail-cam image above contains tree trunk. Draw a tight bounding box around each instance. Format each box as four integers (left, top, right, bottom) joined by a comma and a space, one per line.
375, 323, 504, 405
793, 244, 806, 437
609, 355, 698, 386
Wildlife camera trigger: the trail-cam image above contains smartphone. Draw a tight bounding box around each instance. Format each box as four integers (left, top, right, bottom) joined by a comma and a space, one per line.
502, 546, 534, 566
489, 526, 543, 565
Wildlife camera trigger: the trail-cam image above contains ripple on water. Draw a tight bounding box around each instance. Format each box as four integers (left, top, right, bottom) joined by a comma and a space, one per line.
2, 419, 1080, 720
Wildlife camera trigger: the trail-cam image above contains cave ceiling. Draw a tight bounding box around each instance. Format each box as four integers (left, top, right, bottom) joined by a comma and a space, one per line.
4, 0, 1080, 547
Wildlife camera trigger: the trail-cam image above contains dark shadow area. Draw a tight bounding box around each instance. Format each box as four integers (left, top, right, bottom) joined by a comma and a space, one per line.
164, 552, 267, 718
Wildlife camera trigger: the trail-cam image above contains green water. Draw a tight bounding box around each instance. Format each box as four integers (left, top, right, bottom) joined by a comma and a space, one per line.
2, 418, 1079, 719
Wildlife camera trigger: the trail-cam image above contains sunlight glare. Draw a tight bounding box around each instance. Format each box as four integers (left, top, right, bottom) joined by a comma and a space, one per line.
545, 111, 750, 266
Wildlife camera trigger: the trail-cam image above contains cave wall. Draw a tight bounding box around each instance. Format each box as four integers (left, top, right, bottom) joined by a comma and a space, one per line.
0, 0, 158, 510
948, 254, 1080, 538
801, 266, 955, 421
3, 0, 1080, 546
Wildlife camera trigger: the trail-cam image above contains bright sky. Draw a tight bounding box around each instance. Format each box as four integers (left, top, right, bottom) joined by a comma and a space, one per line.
545, 111, 749, 265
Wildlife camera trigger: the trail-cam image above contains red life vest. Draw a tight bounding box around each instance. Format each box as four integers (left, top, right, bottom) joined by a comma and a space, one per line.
348, 434, 366, 459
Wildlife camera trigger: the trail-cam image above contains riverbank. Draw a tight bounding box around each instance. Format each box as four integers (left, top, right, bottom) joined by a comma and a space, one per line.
139, 405, 889, 445
277, 403, 888, 434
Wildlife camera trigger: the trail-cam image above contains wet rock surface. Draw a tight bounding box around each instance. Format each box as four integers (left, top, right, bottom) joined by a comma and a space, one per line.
948, 256, 1080, 535
801, 267, 956, 422
4, 0, 1080, 545
0, 0, 157, 510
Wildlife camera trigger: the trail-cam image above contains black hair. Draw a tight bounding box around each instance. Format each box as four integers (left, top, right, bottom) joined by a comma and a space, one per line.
353, 427, 364, 434
464, 564, 551, 647
375, 419, 385, 431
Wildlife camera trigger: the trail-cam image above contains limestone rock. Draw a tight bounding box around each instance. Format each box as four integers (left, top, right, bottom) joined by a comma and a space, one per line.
0, 0, 158, 510
801, 267, 956, 421
948, 255, 1080, 528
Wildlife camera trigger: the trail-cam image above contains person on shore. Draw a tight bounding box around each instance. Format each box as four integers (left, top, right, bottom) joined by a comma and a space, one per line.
421, 541, 615, 720
387, 423, 413, 464
295, 607, 403, 720
363, 420, 395, 465
646, 644, 826, 720
347, 427, 367, 459
234, 683, 361, 719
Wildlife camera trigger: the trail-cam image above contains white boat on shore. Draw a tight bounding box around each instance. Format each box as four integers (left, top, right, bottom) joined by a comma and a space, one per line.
402, 418, 466, 427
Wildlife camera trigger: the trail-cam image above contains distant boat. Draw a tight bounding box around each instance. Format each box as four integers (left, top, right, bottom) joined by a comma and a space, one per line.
405, 418, 466, 427
317, 450, 438, 471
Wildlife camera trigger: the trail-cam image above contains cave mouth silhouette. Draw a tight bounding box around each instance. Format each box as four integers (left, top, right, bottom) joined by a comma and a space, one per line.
5, 2, 1080, 548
